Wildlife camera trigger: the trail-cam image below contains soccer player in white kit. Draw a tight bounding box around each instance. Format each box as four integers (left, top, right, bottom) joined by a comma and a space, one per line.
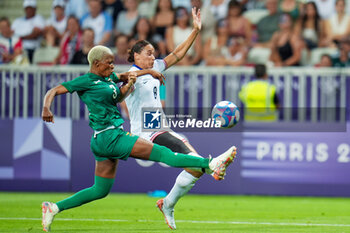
124, 8, 237, 230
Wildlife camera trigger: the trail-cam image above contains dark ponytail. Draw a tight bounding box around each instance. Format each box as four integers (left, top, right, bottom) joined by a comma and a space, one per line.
127, 40, 151, 63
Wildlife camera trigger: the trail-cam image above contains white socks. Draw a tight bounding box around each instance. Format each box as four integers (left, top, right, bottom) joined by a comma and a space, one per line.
163, 170, 199, 209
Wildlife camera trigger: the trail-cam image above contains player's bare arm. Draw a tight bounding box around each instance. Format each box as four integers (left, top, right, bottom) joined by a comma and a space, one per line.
42, 85, 69, 123
118, 72, 137, 102
118, 69, 165, 85
164, 7, 201, 68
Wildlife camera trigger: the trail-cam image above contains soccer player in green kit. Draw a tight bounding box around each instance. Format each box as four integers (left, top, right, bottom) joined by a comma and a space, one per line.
41, 45, 236, 232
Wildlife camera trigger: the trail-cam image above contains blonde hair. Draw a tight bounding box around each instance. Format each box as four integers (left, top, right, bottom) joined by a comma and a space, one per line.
87, 45, 113, 67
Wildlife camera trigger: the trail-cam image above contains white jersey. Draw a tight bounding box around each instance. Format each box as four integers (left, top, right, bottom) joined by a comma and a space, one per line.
125, 59, 167, 140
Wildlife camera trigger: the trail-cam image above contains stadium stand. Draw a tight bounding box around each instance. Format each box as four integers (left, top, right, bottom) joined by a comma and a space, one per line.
0, 0, 51, 22
243, 8, 269, 25
32, 46, 60, 65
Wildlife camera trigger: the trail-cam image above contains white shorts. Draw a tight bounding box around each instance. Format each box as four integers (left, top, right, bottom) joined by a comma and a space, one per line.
138, 130, 188, 143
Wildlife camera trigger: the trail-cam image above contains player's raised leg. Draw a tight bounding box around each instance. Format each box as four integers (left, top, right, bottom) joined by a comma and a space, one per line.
130, 137, 237, 172
209, 146, 237, 180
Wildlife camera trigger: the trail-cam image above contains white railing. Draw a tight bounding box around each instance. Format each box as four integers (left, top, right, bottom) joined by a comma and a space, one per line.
0, 65, 349, 121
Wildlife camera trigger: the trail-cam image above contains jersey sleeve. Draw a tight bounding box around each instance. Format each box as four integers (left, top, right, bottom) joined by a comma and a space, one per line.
152, 59, 167, 73
110, 72, 120, 83
61, 75, 90, 93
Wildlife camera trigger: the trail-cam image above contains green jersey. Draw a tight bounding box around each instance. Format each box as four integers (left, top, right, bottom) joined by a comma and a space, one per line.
62, 72, 124, 131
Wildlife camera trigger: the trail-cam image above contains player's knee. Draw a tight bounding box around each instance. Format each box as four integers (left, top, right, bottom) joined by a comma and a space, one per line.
176, 179, 193, 188
92, 184, 112, 199
95, 188, 110, 199
176, 171, 197, 187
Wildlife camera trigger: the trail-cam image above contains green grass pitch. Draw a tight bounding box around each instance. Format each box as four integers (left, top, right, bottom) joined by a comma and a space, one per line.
0, 192, 349, 233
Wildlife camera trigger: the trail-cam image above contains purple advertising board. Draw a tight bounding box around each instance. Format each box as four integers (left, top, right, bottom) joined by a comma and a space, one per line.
0, 119, 350, 196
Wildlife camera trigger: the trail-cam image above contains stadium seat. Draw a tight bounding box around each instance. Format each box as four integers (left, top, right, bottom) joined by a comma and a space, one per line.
0, 0, 51, 22
309, 47, 338, 65
32, 47, 60, 65
243, 9, 269, 25
247, 47, 271, 64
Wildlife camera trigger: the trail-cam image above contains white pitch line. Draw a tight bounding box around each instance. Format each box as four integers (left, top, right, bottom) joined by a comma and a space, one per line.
0, 217, 349, 227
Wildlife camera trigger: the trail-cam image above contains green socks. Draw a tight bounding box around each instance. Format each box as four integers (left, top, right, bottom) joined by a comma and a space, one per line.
56, 176, 114, 211
149, 144, 210, 168
55, 145, 209, 212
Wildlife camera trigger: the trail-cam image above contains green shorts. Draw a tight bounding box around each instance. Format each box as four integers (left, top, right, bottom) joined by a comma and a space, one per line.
90, 127, 139, 161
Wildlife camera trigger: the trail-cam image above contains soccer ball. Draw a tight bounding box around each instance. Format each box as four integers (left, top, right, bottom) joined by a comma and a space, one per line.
211, 101, 240, 128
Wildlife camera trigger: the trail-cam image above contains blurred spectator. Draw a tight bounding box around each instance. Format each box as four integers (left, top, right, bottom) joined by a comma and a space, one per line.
65, 0, 89, 19
209, 37, 248, 66
227, 0, 252, 46
54, 16, 82, 65
269, 14, 303, 66
278, 0, 303, 22
316, 54, 333, 67
153, 0, 175, 38
239, 64, 279, 122
114, 34, 129, 64
222, 37, 248, 66
166, 7, 202, 65
130, 17, 154, 44
203, 19, 228, 65
11, 0, 45, 63
152, 0, 175, 56
332, 39, 350, 67
44, 0, 67, 47
81, 0, 113, 45
313, 0, 335, 19
294, 2, 324, 50
255, 0, 281, 47
323, 0, 350, 47
138, 0, 158, 19
0, 17, 23, 64
115, 0, 139, 36
102, 0, 124, 27
70, 28, 95, 65
129, 18, 164, 57
191, 0, 216, 44
203, 0, 230, 21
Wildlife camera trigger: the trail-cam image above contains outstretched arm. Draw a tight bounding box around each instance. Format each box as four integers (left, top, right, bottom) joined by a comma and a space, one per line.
42, 85, 69, 123
164, 7, 201, 69
117, 69, 165, 85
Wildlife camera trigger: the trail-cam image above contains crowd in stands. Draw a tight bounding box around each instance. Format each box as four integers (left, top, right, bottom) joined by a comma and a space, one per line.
1, 0, 350, 68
